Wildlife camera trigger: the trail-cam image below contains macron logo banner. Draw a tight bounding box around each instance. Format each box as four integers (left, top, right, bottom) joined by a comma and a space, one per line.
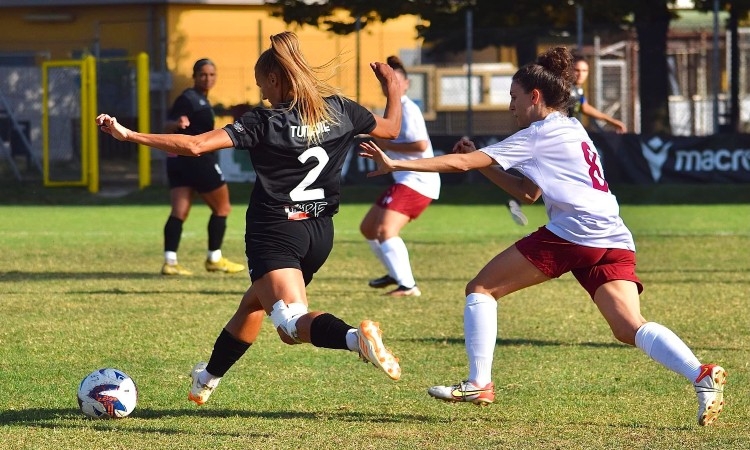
590, 133, 750, 184
339, 134, 750, 186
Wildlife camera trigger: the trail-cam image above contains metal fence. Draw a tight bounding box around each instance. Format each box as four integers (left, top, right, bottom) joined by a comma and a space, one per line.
0, 66, 42, 177
421, 29, 750, 138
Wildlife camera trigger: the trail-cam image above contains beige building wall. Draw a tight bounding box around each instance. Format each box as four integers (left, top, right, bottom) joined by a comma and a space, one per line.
0, 4, 425, 114
165, 6, 425, 114
0, 5, 157, 60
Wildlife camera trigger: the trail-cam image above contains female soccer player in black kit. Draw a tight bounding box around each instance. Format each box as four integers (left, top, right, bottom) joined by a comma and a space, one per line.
162, 58, 244, 276
96, 31, 403, 404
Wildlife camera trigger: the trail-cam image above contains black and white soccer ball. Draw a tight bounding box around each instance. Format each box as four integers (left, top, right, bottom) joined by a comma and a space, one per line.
77, 368, 138, 419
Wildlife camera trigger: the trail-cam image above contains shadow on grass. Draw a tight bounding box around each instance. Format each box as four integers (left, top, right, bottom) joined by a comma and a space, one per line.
0, 270, 248, 284
409, 336, 625, 349
407, 336, 743, 353
0, 407, 432, 428
2, 182, 750, 206
0, 271, 167, 281
0, 408, 696, 434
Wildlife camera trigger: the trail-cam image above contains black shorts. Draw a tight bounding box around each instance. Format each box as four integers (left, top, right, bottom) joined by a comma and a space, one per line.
246, 216, 334, 285
166, 153, 225, 193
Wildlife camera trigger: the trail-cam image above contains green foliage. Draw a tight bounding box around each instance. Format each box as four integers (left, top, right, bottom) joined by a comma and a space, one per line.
263, 0, 693, 133
0, 193, 748, 448
266, 0, 634, 54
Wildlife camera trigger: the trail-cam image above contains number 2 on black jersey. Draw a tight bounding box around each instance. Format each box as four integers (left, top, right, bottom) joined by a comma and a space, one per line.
290, 146, 329, 201
581, 142, 609, 192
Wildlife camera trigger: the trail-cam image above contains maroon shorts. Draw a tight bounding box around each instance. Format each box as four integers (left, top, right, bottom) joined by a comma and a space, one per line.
515, 226, 643, 299
375, 183, 433, 220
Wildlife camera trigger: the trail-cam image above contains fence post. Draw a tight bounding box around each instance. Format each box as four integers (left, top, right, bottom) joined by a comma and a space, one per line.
137, 52, 151, 189
86, 55, 99, 193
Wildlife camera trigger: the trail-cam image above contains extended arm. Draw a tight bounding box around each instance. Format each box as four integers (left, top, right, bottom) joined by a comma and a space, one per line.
477, 167, 542, 204
454, 137, 541, 203
359, 139, 493, 175
581, 102, 626, 134
96, 114, 233, 156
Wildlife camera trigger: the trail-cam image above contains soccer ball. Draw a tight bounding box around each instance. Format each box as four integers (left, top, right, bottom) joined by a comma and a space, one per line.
77, 368, 138, 419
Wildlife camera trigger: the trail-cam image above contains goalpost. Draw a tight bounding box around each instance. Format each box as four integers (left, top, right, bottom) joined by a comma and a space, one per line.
42, 53, 150, 193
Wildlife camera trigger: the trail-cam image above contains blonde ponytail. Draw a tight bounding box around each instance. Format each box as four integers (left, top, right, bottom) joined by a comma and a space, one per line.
256, 32, 341, 144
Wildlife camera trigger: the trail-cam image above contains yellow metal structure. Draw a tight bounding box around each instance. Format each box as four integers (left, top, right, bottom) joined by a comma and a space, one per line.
42, 53, 151, 191
42, 56, 99, 192
137, 52, 150, 189
86, 55, 99, 193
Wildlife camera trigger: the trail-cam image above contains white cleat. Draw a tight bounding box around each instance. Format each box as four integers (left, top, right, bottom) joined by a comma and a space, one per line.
357, 320, 401, 381
188, 362, 218, 406
694, 364, 726, 426
507, 199, 528, 226
428, 380, 495, 405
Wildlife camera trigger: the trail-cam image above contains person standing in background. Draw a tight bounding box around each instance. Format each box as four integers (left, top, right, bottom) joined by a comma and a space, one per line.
161, 58, 244, 276
360, 56, 441, 297
569, 54, 627, 133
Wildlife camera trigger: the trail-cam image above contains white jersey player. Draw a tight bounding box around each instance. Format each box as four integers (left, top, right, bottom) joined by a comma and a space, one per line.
359, 46, 726, 427
361, 55, 441, 297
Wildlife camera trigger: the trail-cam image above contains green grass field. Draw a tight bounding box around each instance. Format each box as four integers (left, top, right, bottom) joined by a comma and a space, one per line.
1, 183, 749, 449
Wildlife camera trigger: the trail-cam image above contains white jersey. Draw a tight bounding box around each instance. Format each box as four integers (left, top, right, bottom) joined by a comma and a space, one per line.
480, 112, 635, 251
386, 96, 441, 199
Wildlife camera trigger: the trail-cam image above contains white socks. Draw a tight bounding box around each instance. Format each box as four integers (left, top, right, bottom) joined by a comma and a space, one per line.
198, 369, 221, 388
345, 329, 359, 352
379, 237, 416, 288
207, 249, 222, 263
367, 239, 390, 274
464, 293, 498, 387
167, 250, 224, 264
460, 314, 703, 388
164, 251, 178, 265
635, 321, 702, 381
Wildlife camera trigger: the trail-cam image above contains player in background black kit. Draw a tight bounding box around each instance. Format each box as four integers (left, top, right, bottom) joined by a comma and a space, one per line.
96, 31, 404, 405
161, 58, 244, 276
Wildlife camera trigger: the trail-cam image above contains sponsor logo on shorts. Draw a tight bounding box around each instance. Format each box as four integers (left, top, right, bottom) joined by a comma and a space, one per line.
284, 201, 328, 220
232, 121, 245, 133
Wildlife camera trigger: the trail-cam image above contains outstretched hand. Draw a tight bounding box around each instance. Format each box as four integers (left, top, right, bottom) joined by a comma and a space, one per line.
95, 114, 132, 141
359, 140, 394, 177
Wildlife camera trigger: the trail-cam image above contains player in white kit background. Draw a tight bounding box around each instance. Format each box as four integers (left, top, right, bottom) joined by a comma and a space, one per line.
359, 46, 726, 426
360, 55, 441, 298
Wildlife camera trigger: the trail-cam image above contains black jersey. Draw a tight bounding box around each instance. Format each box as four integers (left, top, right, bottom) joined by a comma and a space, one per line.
224, 96, 376, 221
168, 88, 215, 135
568, 85, 585, 120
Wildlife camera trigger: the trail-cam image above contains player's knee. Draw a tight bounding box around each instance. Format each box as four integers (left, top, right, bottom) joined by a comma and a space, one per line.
359, 222, 374, 239
465, 279, 487, 297
269, 300, 308, 345
610, 326, 637, 346
276, 328, 302, 345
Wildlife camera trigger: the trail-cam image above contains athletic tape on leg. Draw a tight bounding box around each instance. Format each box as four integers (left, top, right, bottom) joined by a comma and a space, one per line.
269, 300, 308, 343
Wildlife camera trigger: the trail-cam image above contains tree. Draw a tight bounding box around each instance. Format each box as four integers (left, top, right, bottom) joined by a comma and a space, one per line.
632, 1, 674, 135
266, 0, 688, 134
267, 1, 629, 64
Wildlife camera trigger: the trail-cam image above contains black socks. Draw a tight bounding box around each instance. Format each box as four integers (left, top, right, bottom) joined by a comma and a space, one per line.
309, 313, 353, 350
205, 329, 251, 377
